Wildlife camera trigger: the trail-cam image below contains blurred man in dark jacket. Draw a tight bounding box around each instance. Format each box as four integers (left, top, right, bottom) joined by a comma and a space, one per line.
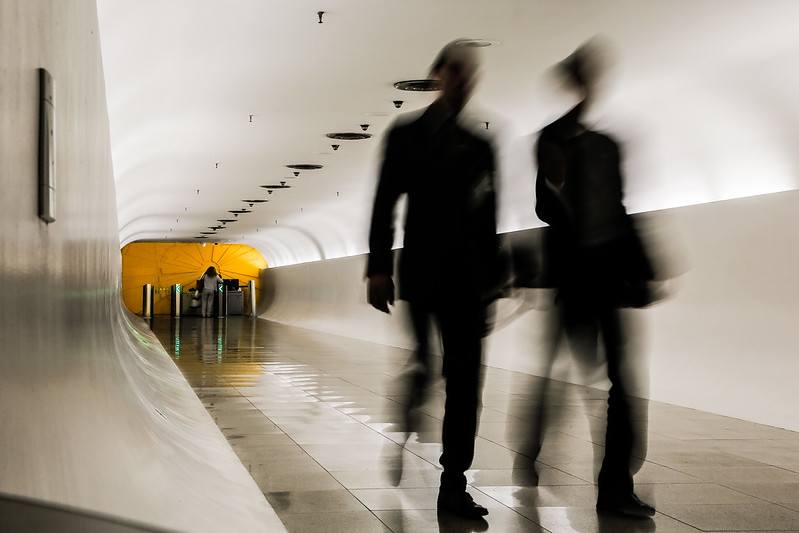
367, 40, 501, 520
534, 40, 656, 519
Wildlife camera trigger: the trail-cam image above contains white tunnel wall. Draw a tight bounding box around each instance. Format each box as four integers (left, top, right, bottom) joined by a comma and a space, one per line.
0, 2, 283, 531
260, 190, 799, 432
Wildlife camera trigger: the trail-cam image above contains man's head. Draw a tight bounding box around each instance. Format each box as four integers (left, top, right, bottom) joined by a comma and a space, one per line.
430, 40, 480, 112
557, 37, 607, 101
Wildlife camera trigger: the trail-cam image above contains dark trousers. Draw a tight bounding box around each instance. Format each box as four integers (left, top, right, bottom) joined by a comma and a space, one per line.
408, 300, 486, 493
560, 299, 646, 498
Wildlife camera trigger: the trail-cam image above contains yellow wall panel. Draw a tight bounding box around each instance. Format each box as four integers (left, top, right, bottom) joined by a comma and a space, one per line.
122, 243, 267, 315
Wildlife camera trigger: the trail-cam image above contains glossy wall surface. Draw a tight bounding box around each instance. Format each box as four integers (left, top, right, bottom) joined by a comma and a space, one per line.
260, 190, 799, 432
0, 2, 283, 530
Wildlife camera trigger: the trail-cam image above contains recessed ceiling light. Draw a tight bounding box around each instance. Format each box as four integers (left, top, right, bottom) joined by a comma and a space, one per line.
325, 132, 372, 140
286, 164, 323, 170
242, 199, 267, 203
393, 79, 441, 92
457, 38, 501, 47
261, 184, 291, 189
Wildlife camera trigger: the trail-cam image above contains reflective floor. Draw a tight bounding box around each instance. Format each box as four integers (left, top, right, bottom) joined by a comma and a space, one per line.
151, 317, 799, 533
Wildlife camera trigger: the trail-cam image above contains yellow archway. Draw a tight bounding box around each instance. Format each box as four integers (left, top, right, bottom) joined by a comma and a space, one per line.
121, 242, 267, 316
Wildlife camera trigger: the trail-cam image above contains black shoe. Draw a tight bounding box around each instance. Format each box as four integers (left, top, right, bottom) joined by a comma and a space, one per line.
437, 490, 489, 519
437, 509, 488, 531
597, 492, 655, 519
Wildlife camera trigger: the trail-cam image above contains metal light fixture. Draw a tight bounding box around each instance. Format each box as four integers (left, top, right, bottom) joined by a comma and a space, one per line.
393, 80, 441, 92
326, 132, 371, 140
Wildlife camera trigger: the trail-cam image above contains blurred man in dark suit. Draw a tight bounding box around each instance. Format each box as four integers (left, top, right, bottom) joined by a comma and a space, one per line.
367, 40, 502, 520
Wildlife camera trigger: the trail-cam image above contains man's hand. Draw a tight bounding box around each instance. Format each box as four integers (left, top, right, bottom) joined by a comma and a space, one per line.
367, 274, 395, 313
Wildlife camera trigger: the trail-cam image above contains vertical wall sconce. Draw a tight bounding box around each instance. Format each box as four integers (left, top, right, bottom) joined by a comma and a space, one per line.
38, 68, 55, 223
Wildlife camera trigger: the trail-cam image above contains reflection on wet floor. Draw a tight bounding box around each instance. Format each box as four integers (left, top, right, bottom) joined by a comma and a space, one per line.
150, 317, 799, 533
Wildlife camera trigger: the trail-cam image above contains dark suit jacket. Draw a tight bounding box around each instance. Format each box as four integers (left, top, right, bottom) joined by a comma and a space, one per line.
367, 102, 501, 306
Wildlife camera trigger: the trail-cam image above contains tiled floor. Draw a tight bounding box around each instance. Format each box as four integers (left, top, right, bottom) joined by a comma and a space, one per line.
150, 317, 799, 533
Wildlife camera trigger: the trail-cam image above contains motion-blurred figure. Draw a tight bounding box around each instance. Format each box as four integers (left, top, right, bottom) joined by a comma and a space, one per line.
367, 40, 502, 520
531, 39, 656, 519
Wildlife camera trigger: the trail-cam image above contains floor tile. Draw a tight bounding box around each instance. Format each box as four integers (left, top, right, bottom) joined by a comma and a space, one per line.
656, 503, 799, 531
265, 489, 367, 514
646, 482, 762, 505
278, 511, 391, 533
478, 484, 599, 509
374, 508, 546, 533
532, 506, 703, 533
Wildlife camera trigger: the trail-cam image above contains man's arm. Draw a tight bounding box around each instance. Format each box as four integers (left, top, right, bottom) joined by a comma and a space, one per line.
366, 127, 405, 313
535, 135, 572, 228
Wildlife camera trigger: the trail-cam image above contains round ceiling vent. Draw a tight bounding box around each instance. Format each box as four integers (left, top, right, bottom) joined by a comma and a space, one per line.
286, 164, 323, 170
325, 132, 372, 140
457, 38, 501, 48
394, 79, 441, 92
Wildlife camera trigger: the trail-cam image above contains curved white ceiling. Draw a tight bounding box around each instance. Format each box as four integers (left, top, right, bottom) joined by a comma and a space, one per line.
98, 0, 799, 267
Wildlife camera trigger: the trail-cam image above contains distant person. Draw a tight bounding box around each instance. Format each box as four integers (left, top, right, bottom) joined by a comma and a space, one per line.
532, 39, 656, 519
366, 39, 502, 520
198, 266, 223, 318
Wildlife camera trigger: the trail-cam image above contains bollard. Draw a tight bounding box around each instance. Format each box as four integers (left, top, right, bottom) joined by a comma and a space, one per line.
171, 284, 181, 318
142, 284, 154, 319
248, 280, 257, 316
218, 282, 228, 317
